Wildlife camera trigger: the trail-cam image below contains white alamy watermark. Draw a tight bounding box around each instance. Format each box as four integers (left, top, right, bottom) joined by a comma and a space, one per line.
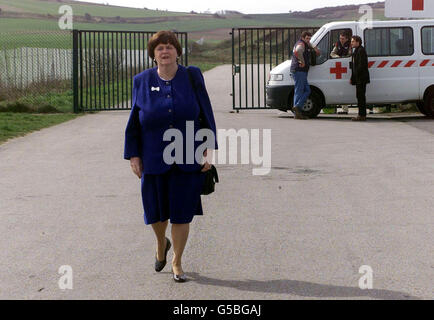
358, 265, 373, 290
162, 121, 272, 176
58, 5, 73, 30
58, 265, 73, 290
216, 128, 271, 176
359, 5, 373, 30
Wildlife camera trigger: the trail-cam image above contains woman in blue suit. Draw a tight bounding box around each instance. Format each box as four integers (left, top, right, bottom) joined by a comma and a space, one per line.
124, 31, 218, 282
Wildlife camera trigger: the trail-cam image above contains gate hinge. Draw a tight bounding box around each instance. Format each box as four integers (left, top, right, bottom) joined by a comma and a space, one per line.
232, 65, 240, 75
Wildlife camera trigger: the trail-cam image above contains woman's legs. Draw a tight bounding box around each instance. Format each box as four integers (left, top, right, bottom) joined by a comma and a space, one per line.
171, 223, 190, 275
151, 220, 169, 261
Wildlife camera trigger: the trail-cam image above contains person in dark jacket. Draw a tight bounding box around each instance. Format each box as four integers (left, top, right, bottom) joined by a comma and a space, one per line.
350, 35, 370, 121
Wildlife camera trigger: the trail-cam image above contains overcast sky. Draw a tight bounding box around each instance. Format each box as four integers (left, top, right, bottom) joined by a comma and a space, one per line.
75, 0, 379, 14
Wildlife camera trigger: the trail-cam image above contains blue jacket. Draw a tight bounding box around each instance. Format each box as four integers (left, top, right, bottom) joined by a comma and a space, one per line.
123, 65, 218, 174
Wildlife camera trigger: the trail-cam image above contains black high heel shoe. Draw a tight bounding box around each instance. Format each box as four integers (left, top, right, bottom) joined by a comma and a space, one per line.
172, 269, 187, 283
154, 237, 171, 272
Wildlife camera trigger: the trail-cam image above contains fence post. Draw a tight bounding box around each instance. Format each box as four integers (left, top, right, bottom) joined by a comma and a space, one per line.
185, 32, 188, 66
231, 29, 235, 110
72, 29, 79, 113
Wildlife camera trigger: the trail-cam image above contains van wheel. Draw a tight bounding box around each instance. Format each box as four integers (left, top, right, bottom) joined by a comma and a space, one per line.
416, 101, 428, 116
300, 90, 323, 118
422, 87, 434, 117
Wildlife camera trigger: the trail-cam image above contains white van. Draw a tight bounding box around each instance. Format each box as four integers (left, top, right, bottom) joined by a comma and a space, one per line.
266, 19, 434, 117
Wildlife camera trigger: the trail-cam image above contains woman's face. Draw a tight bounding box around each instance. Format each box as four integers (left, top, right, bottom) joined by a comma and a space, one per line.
154, 43, 178, 66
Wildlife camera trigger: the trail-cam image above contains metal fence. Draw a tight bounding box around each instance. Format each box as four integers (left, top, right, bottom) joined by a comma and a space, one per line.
0, 30, 188, 113
231, 27, 320, 111
73, 30, 189, 112
0, 30, 73, 113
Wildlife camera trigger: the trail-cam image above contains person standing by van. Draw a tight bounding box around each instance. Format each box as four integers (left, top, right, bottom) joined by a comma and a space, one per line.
290, 31, 320, 120
350, 35, 370, 121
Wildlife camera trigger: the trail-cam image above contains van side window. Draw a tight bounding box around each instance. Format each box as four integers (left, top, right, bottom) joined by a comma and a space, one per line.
365, 27, 414, 57
316, 32, 330, 65
422, 26, 434, 55
365, 28, 389, 56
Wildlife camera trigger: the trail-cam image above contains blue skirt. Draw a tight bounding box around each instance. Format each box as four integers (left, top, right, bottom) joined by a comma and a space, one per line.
141, 164, 204, 225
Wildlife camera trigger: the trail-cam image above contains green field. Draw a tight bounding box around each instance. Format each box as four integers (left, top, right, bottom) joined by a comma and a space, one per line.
0, 17, 325, 51
0, 0, 387, 38
0, 0, 327, 36
0, 15, 325, 32
0, 0, 188, 17
0, 0, 352, 48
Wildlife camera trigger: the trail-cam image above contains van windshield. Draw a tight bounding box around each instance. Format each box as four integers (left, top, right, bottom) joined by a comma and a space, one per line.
311, 27, 326, 45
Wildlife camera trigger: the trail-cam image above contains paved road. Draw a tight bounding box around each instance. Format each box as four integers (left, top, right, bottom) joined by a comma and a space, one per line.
0, 65, 433, 299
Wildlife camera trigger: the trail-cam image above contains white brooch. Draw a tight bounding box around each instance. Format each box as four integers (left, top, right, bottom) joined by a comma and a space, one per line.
151, 86, 160, 92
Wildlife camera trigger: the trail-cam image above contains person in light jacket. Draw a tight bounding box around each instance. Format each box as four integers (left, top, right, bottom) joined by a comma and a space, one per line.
290, 31, 320, 120
124, 31, 218, 282
331, 31, 352, 115
330, 31, 352, 59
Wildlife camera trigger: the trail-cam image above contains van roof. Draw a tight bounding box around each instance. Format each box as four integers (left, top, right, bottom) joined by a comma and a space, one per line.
322, 19, 434, 29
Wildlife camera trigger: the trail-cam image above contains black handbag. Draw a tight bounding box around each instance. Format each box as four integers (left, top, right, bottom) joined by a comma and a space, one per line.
200, 164, 219, 195
186, 67, 219, 195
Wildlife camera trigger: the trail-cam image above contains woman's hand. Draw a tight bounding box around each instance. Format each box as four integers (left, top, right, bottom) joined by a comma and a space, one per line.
201, 162, 211, 172
130, 157, 143, 179
201, 149, 211, 172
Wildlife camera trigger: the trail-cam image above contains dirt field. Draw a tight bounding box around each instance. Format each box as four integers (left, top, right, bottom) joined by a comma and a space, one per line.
189, 28, 232, 42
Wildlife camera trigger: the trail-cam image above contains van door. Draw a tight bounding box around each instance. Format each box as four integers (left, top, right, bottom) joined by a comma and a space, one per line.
362, 25, 419, 103
308, 25, 356, 104
420, 25, 434, 100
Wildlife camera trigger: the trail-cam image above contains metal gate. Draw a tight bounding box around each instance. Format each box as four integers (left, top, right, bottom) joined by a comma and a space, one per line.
231, 27, 319, 111
72, 30, 188, 112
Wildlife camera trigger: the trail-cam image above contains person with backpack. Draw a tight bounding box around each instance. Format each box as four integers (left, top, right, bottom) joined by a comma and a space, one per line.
290, 31, 321, 120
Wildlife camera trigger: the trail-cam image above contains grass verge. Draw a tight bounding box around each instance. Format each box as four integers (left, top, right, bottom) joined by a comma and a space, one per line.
193, 62, 223, 73
0, 91, 73, 113
0, 112, 81, 144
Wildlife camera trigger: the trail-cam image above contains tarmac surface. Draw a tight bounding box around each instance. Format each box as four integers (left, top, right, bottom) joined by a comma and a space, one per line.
0, 65, 433, 299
